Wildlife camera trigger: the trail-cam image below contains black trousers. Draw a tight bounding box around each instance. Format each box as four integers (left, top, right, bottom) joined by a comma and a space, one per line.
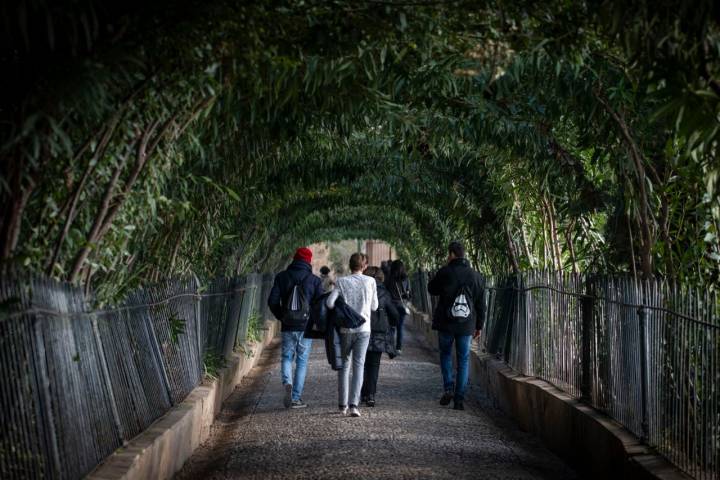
361, 351, 383, 397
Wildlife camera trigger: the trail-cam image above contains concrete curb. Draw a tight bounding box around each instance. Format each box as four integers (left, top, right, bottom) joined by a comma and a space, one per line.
86, 321, 280, 480
410, 311, 691, 480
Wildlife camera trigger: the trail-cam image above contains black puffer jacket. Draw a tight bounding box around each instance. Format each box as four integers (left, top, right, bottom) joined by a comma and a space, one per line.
427, 257, 486, 336
324, 327, 343, 371
368, 282, 399, 356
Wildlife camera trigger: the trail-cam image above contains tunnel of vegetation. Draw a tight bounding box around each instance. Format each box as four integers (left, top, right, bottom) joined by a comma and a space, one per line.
1, 0, 719, 302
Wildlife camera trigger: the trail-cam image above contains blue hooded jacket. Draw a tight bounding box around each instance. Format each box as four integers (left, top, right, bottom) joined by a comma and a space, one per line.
268, 260, 323, 332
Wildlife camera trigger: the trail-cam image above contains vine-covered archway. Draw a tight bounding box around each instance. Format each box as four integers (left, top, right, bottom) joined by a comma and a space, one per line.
1, 0, 718, 301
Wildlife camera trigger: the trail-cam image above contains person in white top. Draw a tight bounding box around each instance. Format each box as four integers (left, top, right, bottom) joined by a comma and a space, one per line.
326, 252, 378, 417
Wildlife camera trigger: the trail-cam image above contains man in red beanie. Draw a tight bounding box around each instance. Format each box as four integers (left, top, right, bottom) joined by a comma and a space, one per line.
293, 247, 313, 264
268, 247, 323, 408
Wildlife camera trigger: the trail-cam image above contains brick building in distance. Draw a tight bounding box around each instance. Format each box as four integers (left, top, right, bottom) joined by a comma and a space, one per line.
364, 240, 396, 267
308, 240, 396, 275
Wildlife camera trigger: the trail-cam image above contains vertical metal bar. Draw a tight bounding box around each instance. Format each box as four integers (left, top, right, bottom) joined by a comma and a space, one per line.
90, 315, 125, 444
32, 317, 62, 479
423, 270, 428, 314
581, 277, 594, 403
236, 275, 254, 345
193, 276, 203, 366
638, 306, 649, 443
144, 307, 174, 405
502, 275, 518, 365
224, 279, 244, 359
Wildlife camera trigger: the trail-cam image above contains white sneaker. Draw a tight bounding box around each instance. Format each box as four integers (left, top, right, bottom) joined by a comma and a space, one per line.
339, 405, 348, 415
348, 406, 361, 417
284, 384, 292, 408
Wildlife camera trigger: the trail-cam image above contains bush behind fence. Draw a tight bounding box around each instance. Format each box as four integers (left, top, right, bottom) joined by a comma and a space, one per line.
411, 270, 719, 480
0, 272, 273, 480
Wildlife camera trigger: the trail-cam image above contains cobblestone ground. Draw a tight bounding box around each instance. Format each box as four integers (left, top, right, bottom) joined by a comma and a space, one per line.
175, 325, 577, 480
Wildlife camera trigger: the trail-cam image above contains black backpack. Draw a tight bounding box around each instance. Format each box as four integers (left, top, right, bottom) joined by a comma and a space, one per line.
282, 273, 311, 327
447, 283, 474, 324
371, 305, 389, 333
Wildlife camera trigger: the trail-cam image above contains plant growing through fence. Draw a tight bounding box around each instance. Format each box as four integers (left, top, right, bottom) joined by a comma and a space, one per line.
202, 349, 226, 381
168, 313, 186, 346
236, 309, 264, 359
246, 310, 263, 344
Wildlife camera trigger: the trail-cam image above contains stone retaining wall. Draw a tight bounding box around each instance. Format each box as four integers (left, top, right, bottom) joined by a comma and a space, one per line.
410, 311, 690, 480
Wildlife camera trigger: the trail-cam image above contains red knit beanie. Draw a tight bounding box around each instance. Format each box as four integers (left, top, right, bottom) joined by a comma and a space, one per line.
293, 247, 313, 264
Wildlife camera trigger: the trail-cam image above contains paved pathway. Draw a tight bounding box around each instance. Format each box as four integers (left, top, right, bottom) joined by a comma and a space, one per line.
175, 325, 577, 479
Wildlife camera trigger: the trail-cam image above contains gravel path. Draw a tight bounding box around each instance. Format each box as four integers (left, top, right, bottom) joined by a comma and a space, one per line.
175, 324, 577, 479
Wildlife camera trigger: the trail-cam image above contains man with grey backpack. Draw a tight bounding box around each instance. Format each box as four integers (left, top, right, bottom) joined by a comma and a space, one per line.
427, 241, 486, 411
268, 247, 323, 409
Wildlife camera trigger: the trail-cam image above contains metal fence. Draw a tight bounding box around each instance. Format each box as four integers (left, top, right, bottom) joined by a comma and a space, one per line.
411, 270, 719, 480
0, 272, 273, 480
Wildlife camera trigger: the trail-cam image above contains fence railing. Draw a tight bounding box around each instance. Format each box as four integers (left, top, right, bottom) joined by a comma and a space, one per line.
0, 272, 274, 480
411, 270, 719, 480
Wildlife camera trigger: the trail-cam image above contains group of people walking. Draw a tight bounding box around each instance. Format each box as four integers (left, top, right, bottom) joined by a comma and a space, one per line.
267, 241, 485, 417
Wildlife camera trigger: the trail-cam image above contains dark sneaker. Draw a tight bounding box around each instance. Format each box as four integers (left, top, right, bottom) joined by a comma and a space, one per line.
367, 396, 375, 407
283, 384, 292, 408
291, 399, 307, 409
453, 401, 465, 411
439, 391, 453, 406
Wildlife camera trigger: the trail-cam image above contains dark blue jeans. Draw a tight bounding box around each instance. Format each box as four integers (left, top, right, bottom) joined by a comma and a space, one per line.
395, 302, 407, 349
438, 332, 472, 402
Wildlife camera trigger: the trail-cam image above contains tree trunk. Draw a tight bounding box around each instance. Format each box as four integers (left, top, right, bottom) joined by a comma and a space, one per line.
257, 233, 279, 272
595, 87, 654, 278
518, 213, 534, 268
45, 106, 129, 274
541, 213, 550, 270
94, 119, 163, 241
1, 185, 33, 260
541, 197, 562, 270
546, 198, 563, 271
168, 231, 183, 275
565, 219, 579, 274
513, 194, 534, 268
234, 226, 258, 275
505, 224, 520, 274
66, 98, 199, 282
1, 139, 50, 261
69, 148, 133, 282
658, 194, 675, 277
627, 212, 638, 280
83, 266, 94, 297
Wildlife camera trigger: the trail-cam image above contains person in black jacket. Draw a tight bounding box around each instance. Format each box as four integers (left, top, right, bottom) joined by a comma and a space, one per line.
361, 267, 399, 407
385, 259, 411, 352
427, 241, 486, 411
268, 247, 323, 409
380, 260, 391, 279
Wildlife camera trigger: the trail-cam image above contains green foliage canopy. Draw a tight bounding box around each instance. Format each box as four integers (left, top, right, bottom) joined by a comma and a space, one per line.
1, 0, 719, 300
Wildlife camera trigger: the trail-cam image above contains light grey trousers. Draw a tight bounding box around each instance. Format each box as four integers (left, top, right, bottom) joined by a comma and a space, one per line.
338, 331, 370, 407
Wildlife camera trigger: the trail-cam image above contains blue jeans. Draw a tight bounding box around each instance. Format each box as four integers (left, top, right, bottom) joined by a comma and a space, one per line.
438, 332, 472, 402
281, 331, 312, 402
338, 331, 371, 407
